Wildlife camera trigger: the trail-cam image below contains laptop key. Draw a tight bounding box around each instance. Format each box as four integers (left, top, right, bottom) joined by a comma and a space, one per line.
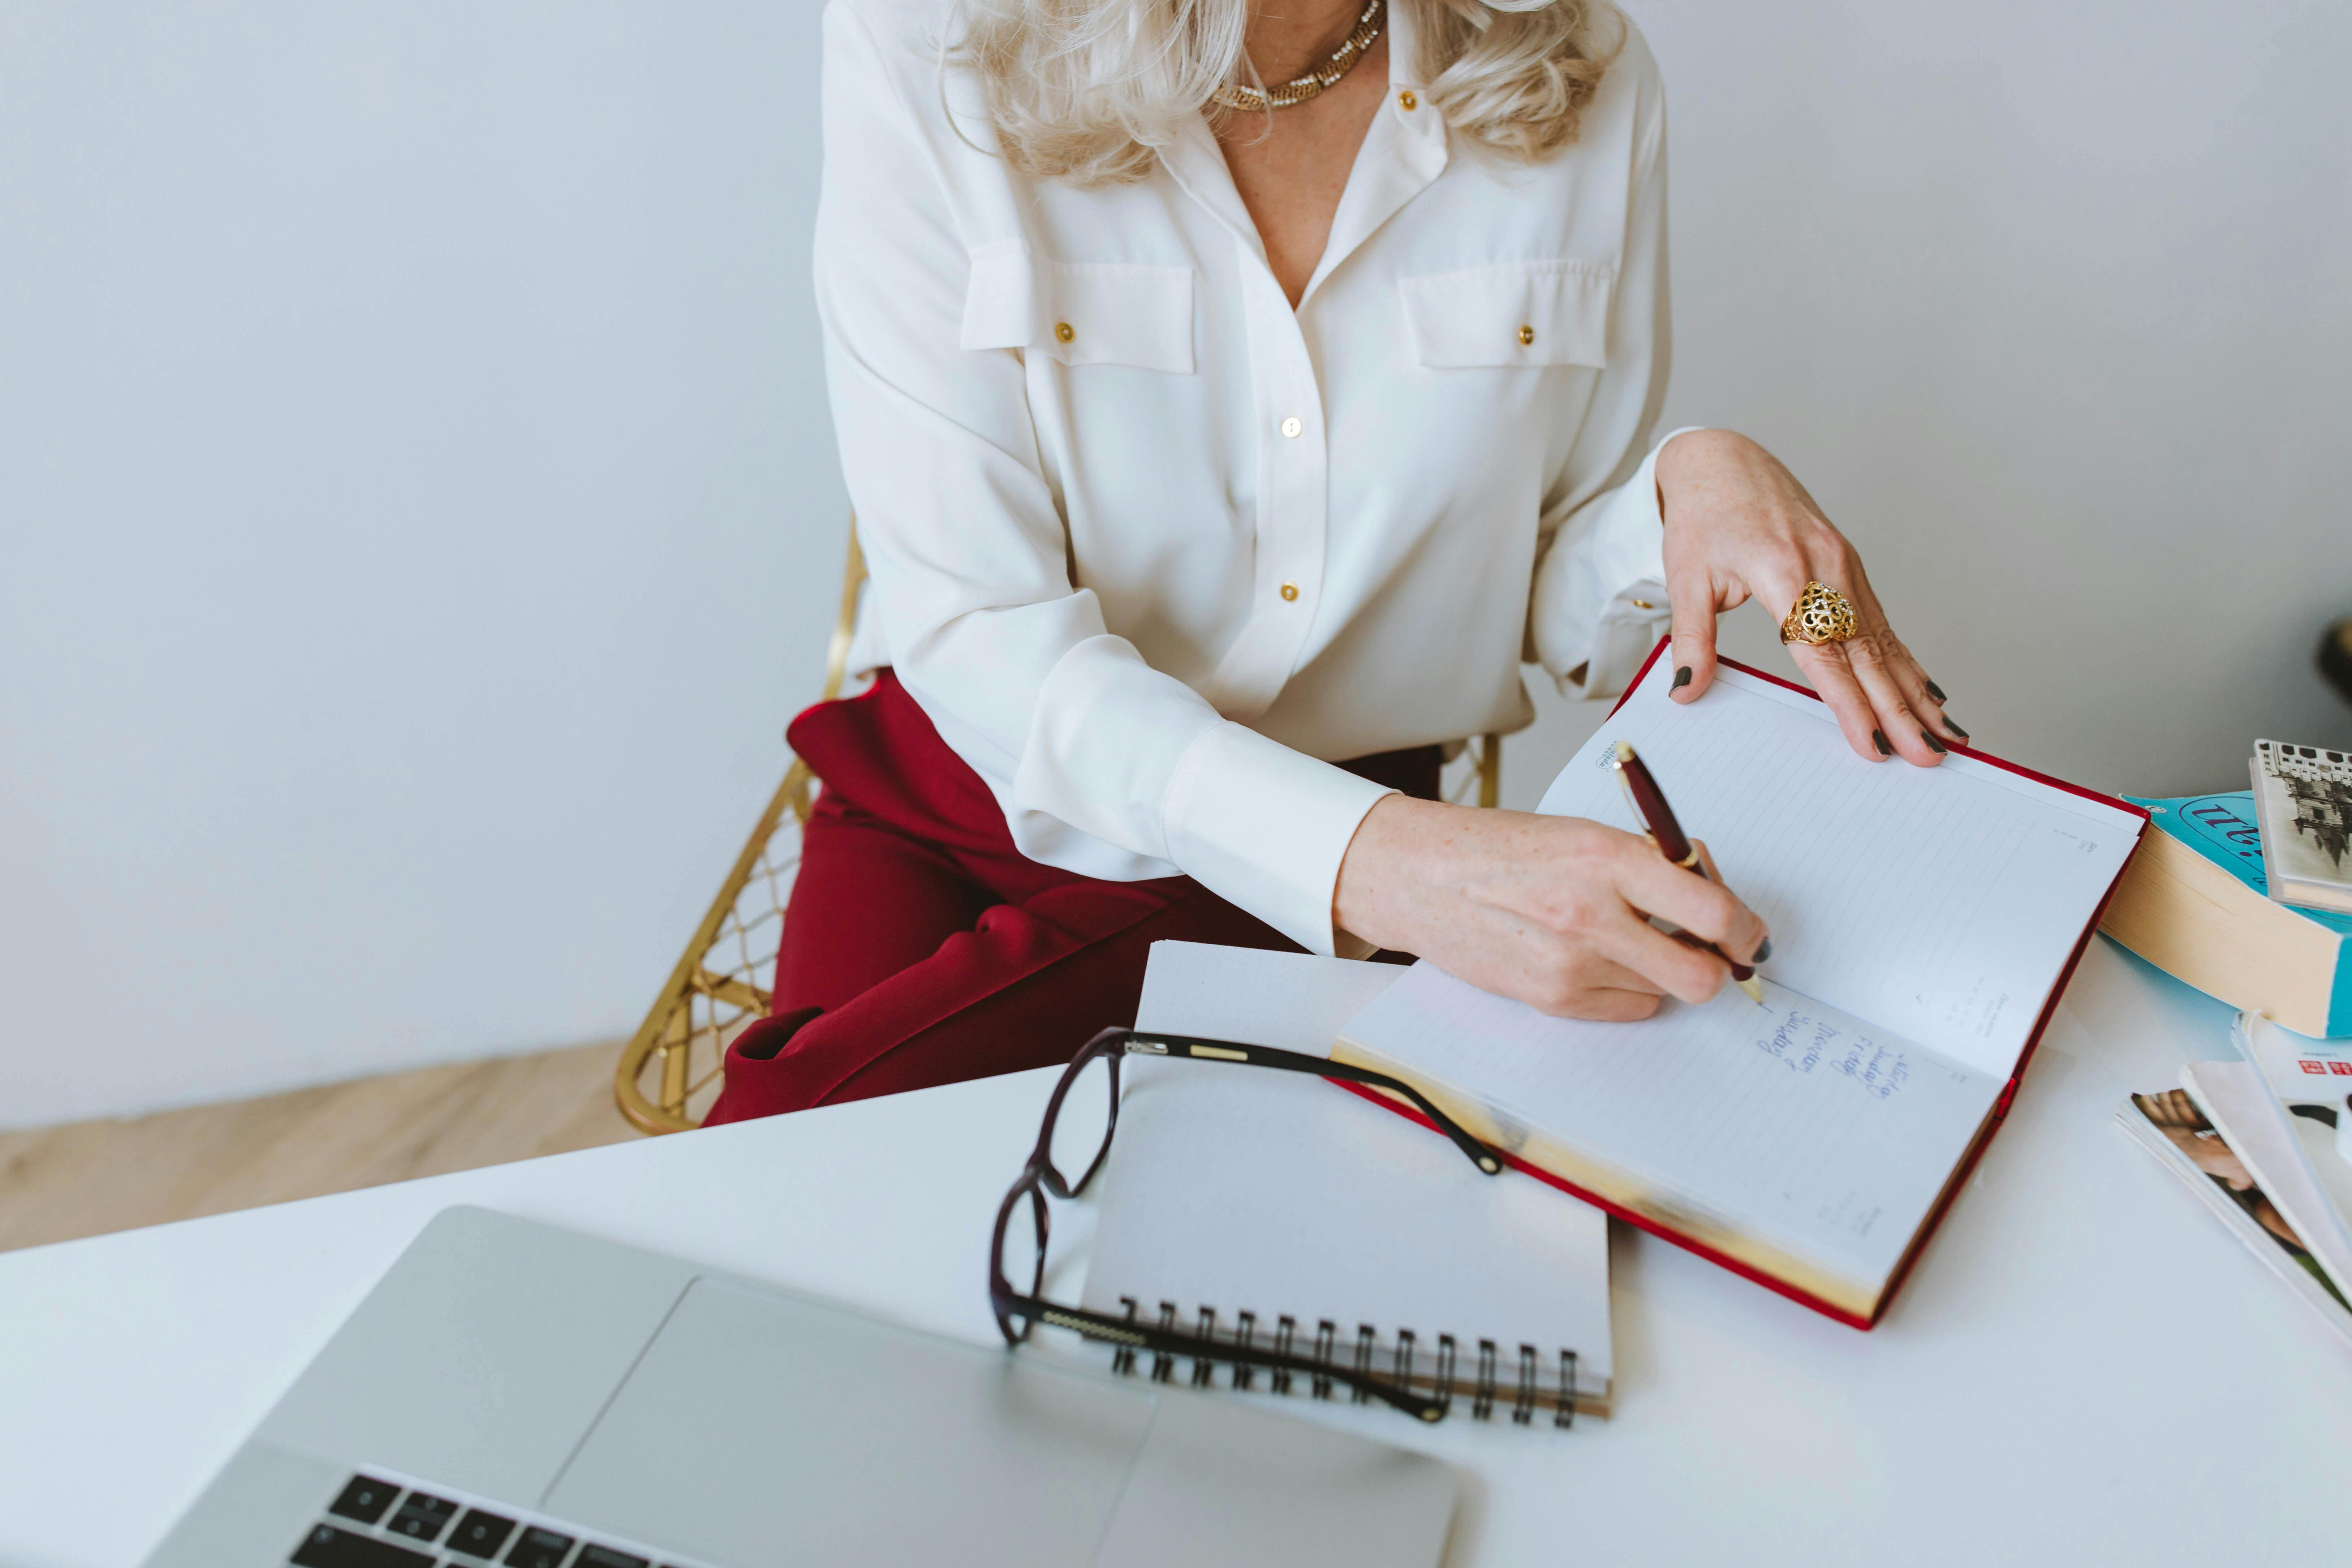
325, 1475, 400, 1526
577, 1546, 651, 1568
504, 1525, 576, 1568
385, 1491, 459, 1542
446, 1508, 520, 1559
290, 1522, 436, 1568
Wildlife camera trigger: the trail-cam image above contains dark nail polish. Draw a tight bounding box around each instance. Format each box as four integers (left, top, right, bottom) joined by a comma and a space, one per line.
1925, 679, 1948, 703
1921, 728, 1948, 755
1942, 716, 1969, 740
1754, 938, 1773, 963
1672, 665, 1693, 691
1872, 729, 1891, 757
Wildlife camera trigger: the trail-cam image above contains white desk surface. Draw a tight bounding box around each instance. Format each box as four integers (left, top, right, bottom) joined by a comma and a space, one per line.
5, 938, 2348, 1568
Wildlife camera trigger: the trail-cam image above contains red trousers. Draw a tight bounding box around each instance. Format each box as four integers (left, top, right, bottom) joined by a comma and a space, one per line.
702, 672, 1438, 1124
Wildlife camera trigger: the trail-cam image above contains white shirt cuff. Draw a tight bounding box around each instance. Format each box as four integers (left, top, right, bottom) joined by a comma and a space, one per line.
1161, 722, 1397, 956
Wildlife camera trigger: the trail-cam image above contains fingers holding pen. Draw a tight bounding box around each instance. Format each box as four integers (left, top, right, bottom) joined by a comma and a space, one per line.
1547, 953, 1669, 1022
1690, 840, 1771, 965
1607, 836, 1769, 1004
1609, 920, 1738, 1005
1335, 805, 1774, 1024
1617, 838, 1767, 957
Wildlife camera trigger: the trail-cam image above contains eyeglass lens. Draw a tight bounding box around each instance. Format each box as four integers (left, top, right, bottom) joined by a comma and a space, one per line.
1044, 1047, 1118, 1194
993, 1185, 1047, 1340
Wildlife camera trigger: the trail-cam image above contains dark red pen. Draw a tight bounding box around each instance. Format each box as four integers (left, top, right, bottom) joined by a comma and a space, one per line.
1610, 741, 1767, 1005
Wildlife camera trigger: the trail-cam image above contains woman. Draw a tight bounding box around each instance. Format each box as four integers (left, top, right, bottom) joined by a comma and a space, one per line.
705, 0, 1965, 1123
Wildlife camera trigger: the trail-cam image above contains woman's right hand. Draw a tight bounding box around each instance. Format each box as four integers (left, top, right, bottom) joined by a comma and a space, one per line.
1332, 794, 1771, 1019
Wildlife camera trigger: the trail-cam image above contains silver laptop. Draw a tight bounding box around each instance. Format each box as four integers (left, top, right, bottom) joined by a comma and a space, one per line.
147, 1206, 1457, 1568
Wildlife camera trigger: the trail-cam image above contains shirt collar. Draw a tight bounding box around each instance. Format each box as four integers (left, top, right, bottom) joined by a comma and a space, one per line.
1302, 0, 1447, 303
1159, 0, 1449, 299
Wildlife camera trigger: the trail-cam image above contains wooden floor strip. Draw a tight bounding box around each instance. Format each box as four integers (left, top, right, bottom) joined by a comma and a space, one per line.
0, 1041, 641, 1254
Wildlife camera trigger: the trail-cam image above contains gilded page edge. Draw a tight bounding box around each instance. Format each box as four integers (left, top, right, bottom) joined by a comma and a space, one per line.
1330, 1035, 1882, 1322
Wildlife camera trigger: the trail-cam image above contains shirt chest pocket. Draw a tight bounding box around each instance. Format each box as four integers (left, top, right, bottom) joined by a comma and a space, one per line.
960, 246, 1196, 373
1398, 259, 1615, 369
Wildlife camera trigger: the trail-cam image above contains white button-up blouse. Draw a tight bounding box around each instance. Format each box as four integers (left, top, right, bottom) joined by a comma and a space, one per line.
817, 0, 1679, 954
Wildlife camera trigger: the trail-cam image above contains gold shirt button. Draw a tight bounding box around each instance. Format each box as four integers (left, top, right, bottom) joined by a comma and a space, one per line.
1280, 582, 1300, 602
1631, 598, 1654, 610
1280, 415, 1304, 439
1055, 321, 1075, 343
1398, 89, 1417, 111
1518, 324, 1536, 346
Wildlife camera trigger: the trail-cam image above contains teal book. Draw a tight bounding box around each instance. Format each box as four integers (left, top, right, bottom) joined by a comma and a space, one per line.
2116, 792, 2352, 1037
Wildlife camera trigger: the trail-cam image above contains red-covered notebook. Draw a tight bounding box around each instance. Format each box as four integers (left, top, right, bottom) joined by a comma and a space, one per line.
1334, 641, 2148, 1327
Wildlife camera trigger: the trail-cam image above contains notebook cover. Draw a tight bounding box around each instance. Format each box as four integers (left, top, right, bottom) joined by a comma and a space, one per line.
1340, 637, 2149, 1329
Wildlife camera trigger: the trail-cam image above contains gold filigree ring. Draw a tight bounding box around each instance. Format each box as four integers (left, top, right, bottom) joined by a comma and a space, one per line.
1779, 580, 1860, 645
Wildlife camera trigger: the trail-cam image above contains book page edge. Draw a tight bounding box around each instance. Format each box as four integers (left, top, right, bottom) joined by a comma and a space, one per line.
1329, 1034, 1883, 1323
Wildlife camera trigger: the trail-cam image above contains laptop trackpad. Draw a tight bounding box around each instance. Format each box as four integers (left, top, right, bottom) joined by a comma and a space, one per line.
541, 1278, 1155, 1568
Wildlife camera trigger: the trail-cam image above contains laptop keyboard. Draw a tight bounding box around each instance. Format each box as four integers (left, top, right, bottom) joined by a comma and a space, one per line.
290, 1470, 712, 1568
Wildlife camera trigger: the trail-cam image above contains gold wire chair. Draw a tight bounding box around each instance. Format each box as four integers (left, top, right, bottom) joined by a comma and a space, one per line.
613, 519, 1504, 1134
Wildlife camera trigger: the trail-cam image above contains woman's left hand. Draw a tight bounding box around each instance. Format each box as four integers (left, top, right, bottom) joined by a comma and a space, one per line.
1655, 428, 1968, 766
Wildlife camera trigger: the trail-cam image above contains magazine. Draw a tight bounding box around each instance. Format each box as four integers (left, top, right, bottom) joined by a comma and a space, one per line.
2230, 1011, 2352, 1266
2117, 1088, 2352, 1351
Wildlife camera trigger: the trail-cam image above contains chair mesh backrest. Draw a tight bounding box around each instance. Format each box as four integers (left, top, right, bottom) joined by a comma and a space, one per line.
615, 770, 811, 1133
672, 814, 801, 1121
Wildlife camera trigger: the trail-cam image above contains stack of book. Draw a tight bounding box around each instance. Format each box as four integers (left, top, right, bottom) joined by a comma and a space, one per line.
2108, 740, 2352, 1341
2099, 739, 2352, 1039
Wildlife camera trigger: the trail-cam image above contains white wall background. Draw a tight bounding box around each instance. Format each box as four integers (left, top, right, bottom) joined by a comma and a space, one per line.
3, 0, 2347, 1128
1507, 0, 2352, 803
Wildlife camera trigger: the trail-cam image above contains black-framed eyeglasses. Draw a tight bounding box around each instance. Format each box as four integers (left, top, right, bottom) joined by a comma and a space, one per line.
988, 1025, 1503, 1423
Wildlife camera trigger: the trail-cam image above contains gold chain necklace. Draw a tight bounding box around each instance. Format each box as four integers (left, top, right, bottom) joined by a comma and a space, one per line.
1211, 0, 1386, 112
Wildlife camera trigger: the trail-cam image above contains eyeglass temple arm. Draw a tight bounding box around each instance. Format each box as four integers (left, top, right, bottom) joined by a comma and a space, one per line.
1021, 1298, 1449, 1423
1124, 1035, 1502, 1176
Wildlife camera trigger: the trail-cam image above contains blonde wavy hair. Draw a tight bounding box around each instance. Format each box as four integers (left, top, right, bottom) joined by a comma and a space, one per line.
951, 0, 1624, 187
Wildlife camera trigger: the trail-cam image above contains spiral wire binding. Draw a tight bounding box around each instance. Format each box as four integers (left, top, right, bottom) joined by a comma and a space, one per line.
1152, 1302, 1179, 1383
1090, 1302, 1584, 1426
1113, 1298, 1139, 1377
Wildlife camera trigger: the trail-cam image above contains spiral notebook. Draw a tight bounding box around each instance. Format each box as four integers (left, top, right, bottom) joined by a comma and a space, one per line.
1333, 644, 2147, 1327
1077, 942, 1613, 1425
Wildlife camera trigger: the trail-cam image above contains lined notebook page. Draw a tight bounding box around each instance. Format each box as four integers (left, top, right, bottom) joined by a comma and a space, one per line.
1545, 660, 2141, 1080
1079, 944, 1613, 1390
1341, 966, 2004, 1287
